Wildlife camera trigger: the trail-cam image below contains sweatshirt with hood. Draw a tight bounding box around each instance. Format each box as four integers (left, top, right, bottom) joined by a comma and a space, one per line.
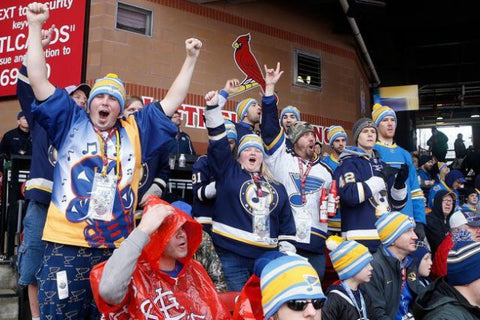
90, 197, 231, 320
425, 190, 455, 255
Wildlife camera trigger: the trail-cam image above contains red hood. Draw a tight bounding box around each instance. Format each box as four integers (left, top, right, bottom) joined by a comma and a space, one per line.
139, 196, 203, 272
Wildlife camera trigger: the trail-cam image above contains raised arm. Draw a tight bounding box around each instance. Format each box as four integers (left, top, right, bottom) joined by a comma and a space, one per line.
26, 2, 55, 101
98, 203, 173, 305
161, 38, 202, 116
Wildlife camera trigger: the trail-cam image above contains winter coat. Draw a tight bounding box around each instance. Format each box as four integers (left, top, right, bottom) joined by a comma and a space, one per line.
414, 277, 480, 320
425, 190, 455, 255
361, 248, 425, 320
322, 283, 376, 320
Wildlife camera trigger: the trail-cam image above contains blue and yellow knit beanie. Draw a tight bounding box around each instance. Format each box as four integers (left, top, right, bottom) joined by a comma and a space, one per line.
260, 255, 325, 319
88, 73, 126, 112
327, 125, 348, 147
280, 106, 301, 121
326, 235, 372, 280
372, 103, 397, 126
375, 211, 416, 247
236, 98, 258, 121
237, 134, 264, 156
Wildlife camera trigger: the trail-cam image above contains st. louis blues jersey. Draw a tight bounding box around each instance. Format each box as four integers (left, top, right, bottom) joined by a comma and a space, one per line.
192, 154, 216, 234
205, 103, 296, 259
17, 64, 55, 205
32, 88, 177, 248
261, 95, 332, 254
334, 147, 408, 251
374, 142, 426, 224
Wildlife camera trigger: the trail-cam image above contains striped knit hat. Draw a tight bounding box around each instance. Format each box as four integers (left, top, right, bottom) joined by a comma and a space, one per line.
88, 73, 126, 112
372, 103, 397, 126
326, 236, 372, 280
260, 255, 325, 319
237, 134, 264, 156
375, 211, 416, 247
236, 98, 258, 121
447, 241, 480, 286
280, 106, 301, 121
224, 119, 237, 141
327, 125, 348, 147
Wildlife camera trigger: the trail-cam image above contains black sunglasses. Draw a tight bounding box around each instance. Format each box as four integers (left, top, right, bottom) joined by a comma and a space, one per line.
286, 298, 325, 311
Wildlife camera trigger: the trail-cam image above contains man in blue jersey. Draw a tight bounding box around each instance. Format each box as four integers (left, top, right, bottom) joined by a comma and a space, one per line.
25, 3, 202, 318
372, 103, 426, 239
16, 25, 92, 320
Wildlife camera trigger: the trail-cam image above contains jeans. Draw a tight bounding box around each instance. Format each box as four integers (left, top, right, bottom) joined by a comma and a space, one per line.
216, 247, 256, 292
18, 201, 48, 286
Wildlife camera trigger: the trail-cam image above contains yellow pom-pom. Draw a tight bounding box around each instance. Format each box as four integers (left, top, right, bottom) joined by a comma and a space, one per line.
372, 103, 383, 111
106, 73, 118, 79
326, 235, 345, 251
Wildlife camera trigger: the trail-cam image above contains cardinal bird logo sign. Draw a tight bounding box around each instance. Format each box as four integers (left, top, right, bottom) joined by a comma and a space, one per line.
232, 33, 265, 96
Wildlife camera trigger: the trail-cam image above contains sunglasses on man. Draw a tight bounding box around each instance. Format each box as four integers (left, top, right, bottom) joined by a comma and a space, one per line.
286, 298, 325, 311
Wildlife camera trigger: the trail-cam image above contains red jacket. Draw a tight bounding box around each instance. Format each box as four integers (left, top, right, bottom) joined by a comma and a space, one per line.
430, 232, 454, 280
90, 197, 231, 319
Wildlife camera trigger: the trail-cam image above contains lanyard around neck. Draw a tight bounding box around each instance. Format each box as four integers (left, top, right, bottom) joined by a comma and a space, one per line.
341, 281, 367, 319
95, 128, 120, 179
297, 157, 313, 204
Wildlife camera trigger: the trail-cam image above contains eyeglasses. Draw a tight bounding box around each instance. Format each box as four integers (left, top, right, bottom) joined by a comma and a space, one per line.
286, 298, 325, 311
442, 199, 453, 203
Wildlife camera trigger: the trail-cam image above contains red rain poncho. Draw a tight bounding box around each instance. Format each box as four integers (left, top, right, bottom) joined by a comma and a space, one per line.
90, 197, 231, 319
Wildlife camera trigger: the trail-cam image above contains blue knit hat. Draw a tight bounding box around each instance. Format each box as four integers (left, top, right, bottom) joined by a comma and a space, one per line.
260, 255, 326, 319
375, 212, 416, 247
445, 169, 466, 188
280, 106, 301, 121
327, 125, 348, 147
372, 103, 397, 126
88, 73, 126, 112
447, 241, 480, 286
412, 240, 430, 269
236, 98, 258, 121
237, 134, 264, 156
326, 236, 372, 280
224, 120, 237, 141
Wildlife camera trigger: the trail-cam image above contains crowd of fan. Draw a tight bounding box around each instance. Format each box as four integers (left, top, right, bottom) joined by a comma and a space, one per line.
1, 3, 479, 320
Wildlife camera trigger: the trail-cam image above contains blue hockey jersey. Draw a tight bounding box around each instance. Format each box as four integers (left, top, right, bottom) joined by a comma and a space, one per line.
17, 64, 55, 205
192, 154, 215, 234
374, 142, 426, 224
334, 147, 408, 251
205, 103, 296, 259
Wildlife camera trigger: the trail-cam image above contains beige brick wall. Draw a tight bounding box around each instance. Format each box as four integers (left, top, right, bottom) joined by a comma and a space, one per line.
1, 0, 371, 155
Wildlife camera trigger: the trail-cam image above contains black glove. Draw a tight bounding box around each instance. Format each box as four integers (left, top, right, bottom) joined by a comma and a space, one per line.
414, 223, 426, 241
374, 165, 398, 185
394, 163, 409, 189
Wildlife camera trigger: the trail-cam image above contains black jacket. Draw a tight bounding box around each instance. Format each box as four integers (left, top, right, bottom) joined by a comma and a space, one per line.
361, 248, 425, 320
322, 283, 376, 320
414, 277, 480, 320
425, 190, 455, 255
